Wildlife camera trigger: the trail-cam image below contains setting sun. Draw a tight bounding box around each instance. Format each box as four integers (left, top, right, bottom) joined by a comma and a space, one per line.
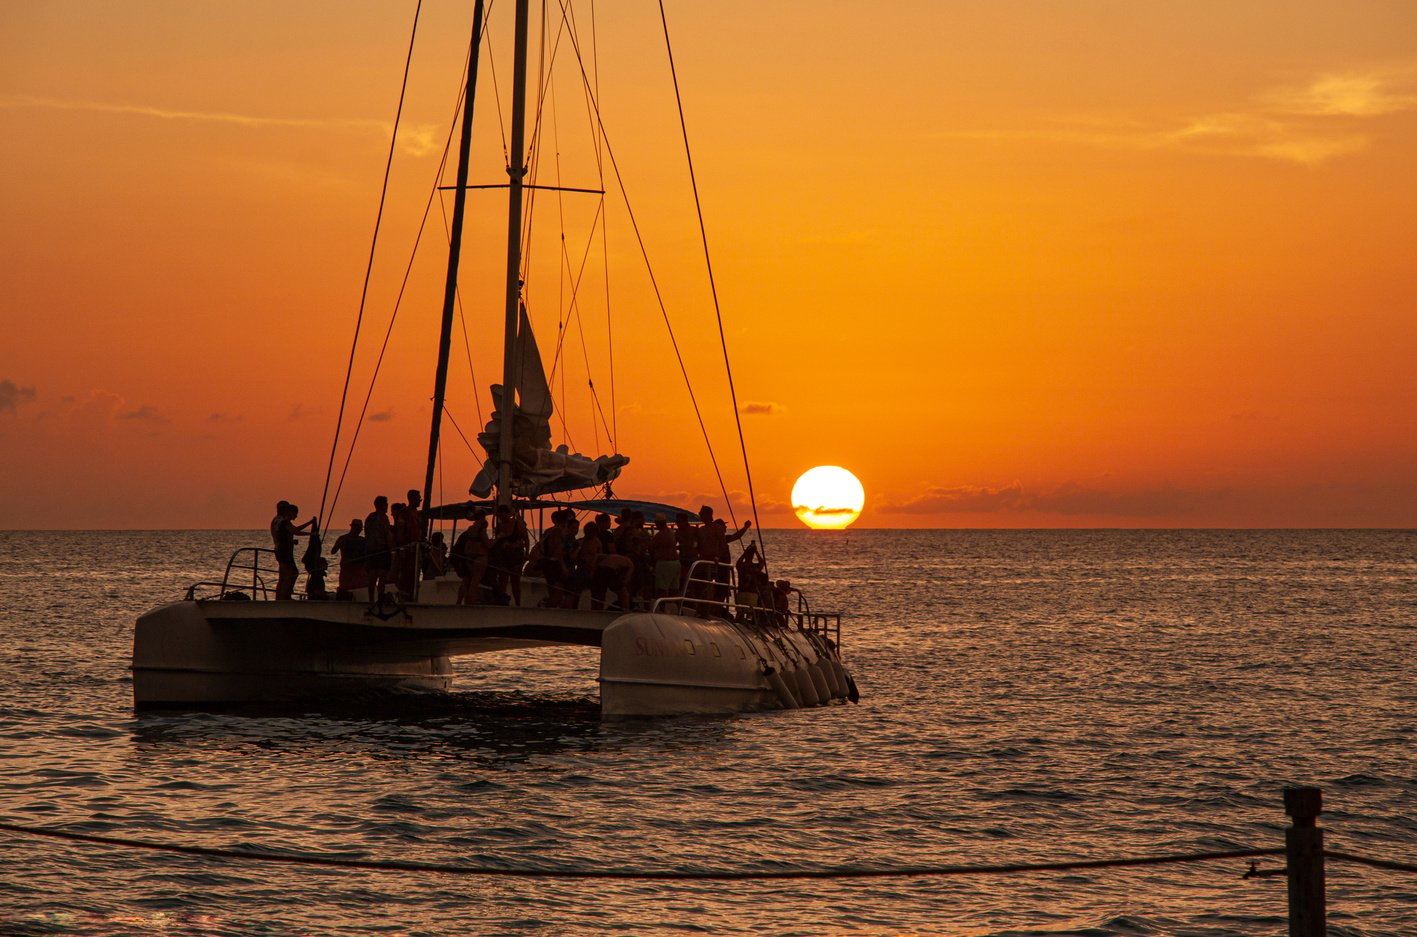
792, 466, 866, 530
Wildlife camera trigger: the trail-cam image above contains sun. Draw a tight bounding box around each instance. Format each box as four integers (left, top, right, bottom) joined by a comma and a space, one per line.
792, 466, 865, 530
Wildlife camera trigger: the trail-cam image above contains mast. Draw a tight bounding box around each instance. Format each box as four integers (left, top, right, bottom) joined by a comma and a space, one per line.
422, 0, 486, 533
496, 0, 532, 509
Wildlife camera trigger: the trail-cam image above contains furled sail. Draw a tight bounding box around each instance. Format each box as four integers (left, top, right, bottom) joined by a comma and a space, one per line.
470, 306, 629, 498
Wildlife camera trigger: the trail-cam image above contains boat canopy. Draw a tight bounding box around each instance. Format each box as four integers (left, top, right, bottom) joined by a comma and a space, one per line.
426, 497, 696, 522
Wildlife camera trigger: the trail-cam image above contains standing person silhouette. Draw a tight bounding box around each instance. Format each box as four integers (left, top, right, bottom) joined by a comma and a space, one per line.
397, 489, 424, 599
651, 514, 679, 600
271, 500, 314, 600
363, 496, 394, 602
491, 505, 529, 606
329, 518, 367, 600
451, 511, 490, 605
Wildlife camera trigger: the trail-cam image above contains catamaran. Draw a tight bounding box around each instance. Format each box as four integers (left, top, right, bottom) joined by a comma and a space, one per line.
132, 0, 856, 715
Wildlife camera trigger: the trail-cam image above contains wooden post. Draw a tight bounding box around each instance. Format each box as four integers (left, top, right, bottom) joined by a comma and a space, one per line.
1284, 786, 1326, 937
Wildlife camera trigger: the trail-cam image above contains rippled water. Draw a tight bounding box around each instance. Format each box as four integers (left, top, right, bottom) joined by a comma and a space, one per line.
1, 529, 1415, 935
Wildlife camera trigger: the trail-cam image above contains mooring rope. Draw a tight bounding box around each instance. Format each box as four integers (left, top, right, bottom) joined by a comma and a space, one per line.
1326, 851, 1417, 875
0, 820, 1279, 881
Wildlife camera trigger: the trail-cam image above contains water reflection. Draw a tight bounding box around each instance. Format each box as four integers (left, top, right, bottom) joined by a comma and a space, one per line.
127, 691, 737, 765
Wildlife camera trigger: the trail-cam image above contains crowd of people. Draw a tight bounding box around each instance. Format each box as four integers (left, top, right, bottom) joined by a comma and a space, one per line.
269, 495, 798, 621
515, 505, 750, 612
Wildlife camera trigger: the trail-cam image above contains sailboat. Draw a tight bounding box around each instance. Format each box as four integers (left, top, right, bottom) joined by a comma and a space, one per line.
131, 0, 856, 716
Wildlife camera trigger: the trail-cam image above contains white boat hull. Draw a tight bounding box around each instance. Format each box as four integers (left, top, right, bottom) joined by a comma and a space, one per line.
133, 597, 853, 716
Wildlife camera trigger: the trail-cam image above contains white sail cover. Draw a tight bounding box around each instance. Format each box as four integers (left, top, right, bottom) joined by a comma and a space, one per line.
470, 306, 629, 498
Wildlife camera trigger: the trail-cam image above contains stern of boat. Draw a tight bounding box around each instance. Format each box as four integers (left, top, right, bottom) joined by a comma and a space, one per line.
132, 600, 453, 708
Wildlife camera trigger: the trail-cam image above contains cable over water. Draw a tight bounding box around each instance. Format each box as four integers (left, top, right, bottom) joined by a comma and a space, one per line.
0, 820, 1282, 881
1327, 851, 1417, 875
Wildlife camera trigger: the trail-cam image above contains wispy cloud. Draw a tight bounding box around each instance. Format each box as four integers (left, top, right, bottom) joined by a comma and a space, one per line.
886, 483, 1028, 515
944, 66, 1417, 166
795, 504, 860, 516
885, 481, 1224, 518
0, 379, 37, 414
739, 401, 782, 416
366, 410, 395, 423
206, 412, 241, 423
1, 95, 442, 157
1165, 112, 1369, 166
119, 405, 169, 425
1265, 69, 1417, 117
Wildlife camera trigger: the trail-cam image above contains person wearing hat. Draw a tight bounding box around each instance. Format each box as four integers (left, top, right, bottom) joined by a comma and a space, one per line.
772, 579, 798, 626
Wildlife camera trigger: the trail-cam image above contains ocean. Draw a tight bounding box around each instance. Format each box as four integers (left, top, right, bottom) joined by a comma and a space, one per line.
1, 528, 1414, 936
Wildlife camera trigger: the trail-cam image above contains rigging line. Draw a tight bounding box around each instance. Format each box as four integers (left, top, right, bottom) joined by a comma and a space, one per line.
516, 0, 580, 328
601, 206, 615, 450
518, 1, 571, 271
456, 302, 485, 428
329, 32, 475, 520
550, 3, 606, 456
583, 379, 614, 444
529, 48, 600, 382
0, 822, 1282, 880
320, 0, 424, 527
548, 309, 580, 453
658, 0, 758, 539
551, 65, 574, 447
442, 408, 487, 469
437, 193, 485, 428
591, 5, 617, 451
556, 1, 613, 453
514, 4, 548, 267
573, 1, 617, 450
446, 0, 493, 434
523, 1, 569, 207
553, 0, 735, 515
514, 4, 545, 269
544, 236, 609, 461
485, 2, 510, 164
545, 197, 605, 382
512, 6, 577, 455
568, 247, 607, 451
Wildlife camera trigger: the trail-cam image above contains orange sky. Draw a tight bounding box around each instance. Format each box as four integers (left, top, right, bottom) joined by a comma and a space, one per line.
3, 1, 1416, 529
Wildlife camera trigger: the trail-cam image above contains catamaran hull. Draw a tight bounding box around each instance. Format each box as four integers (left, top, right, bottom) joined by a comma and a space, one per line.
598, 613, 827, 716
132, 600, 852, 715
132, 601, 455, 707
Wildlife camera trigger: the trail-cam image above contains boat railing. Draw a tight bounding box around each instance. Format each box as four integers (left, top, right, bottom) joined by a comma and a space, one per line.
784, 590, 841, 644
184, 547, 279, 601
649, 560, 843, 644
801, 611, 842, 646
650, 559, 731, 617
